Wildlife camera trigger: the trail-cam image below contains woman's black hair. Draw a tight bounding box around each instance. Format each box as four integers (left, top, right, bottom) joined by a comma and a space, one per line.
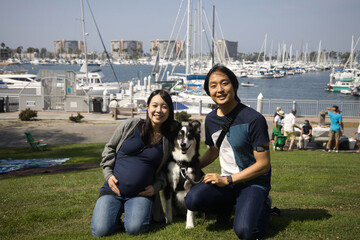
142, 89, 176, 145
204, 64, 240, 102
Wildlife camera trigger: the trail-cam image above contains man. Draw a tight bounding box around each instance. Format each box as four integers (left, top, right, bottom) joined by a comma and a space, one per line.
283, 109, 301, 150
355, 112, 360, 154
185, 64, 271, 240
298, 120, 312, 150
326, 106, 344, 153
109, 98, 118, 117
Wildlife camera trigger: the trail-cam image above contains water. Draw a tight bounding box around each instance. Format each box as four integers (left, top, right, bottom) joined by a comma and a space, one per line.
0, 158, 70, 173
22, 64, 359, 101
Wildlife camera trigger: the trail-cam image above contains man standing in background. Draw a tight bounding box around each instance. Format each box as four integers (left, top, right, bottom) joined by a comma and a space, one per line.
283, 109, 301, 150
326, 106, 344, 153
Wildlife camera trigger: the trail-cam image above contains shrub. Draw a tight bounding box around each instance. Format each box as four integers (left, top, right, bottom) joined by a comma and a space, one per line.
19, 108, 38, 121
175, 111, 191, 122
69, 113, 84, 123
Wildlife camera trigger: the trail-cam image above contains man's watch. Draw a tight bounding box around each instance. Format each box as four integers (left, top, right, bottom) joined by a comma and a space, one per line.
227, 175, 233, 185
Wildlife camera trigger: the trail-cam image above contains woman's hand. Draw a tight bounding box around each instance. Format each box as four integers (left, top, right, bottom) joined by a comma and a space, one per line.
203, 173, 228, 187
108, 175, 121, 196
138, 185, 154, 197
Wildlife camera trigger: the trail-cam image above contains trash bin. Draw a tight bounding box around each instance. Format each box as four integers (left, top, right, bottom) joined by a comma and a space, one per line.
0, 97, 4, 112
93, 98, 102, 113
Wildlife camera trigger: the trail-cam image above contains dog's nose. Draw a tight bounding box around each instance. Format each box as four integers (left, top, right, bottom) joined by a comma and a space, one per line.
180, 143, 186, 148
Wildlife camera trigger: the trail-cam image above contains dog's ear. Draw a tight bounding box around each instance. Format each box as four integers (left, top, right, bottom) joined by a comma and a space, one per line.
189, 120, 201, 134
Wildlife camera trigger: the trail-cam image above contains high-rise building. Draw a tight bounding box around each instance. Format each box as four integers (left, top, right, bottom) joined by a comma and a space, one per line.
111, 40, 143, 59
214, 39, 238, 62
150, 40, 184, 60
53, 40, 84, 55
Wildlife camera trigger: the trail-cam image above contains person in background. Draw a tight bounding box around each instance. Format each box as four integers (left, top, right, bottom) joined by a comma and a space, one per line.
109, 98, 119, 117
298, 120, 312, 150
274, 106, 281, 118
185, 64, 272, 240
282, 109, 301, 150
326, 106, 344, 153
271, 107, 282, 143
91, 90, 179, 237
272, 110, 284, 150
355, 112, 360, 154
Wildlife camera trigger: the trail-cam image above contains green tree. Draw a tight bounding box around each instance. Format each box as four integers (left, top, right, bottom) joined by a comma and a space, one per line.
40, 48, 47, 58
1, 42, 5, 49
329, 51, 337, 59
309, 51, 317, 62
16, 46, 23, 60
27, 47, 34, 53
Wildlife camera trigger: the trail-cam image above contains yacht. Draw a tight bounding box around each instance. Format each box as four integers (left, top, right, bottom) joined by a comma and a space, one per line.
76, 67, 121, 95
0, 80, 8, 88
241, 82, 255, 87
327, 68, 360, 92
0, 62, 39, 88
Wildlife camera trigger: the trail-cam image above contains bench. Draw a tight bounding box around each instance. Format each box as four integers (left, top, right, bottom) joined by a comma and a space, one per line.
111, 107, 137, 119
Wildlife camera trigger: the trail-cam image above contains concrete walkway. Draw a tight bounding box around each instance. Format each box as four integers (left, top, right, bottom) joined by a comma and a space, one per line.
0, 111, 358, 149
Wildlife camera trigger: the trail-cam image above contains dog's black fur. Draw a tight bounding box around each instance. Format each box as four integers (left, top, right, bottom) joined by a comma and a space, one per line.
164, 120, 204, 229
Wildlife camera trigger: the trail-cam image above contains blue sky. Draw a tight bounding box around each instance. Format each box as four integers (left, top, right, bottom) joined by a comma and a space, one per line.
1, 0, 359, 54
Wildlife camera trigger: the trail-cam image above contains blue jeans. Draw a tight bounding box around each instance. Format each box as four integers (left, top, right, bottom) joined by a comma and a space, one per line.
91, 194, 153, 237
185, 183, 270, 240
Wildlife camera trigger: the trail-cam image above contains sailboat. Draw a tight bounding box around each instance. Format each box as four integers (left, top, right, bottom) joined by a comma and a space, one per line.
160, 0, 209, 98
75, 0, 121, 95
326, 36, 360, 92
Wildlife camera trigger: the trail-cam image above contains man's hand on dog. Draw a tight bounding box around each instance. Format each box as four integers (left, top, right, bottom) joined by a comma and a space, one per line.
108, 175, 121, 196
203, 173, 228, 187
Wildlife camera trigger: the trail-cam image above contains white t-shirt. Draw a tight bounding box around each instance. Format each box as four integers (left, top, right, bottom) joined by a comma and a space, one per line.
273, 115, 282, 126
283, 113, 296, 132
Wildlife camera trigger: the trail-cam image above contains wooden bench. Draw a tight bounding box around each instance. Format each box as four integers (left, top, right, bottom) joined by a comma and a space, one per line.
111, 107, 137, 119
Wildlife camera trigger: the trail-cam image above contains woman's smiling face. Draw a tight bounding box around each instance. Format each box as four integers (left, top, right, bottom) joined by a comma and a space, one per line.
147, 94, 170, 129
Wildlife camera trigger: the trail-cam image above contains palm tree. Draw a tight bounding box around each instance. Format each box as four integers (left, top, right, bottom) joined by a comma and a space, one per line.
16, 46, 23, 60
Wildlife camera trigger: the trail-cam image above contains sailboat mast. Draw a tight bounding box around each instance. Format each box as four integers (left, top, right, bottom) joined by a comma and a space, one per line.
81, 0, 88, 83
186, 0, 192, 75
263, 33, 267, 62
350, 35, 354, 69
211, 5, 215, 67
317, 40, 322, 65
199, 0, 203, 73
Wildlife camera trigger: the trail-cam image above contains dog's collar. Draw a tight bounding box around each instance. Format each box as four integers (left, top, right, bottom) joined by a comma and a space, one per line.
176, 160, 192, 168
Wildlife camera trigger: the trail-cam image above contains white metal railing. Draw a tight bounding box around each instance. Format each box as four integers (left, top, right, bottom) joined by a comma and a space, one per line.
1, 92, 359, 118
242, 98, 360, 118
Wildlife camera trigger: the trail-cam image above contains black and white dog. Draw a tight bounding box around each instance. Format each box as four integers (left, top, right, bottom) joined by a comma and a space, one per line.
164, 120, 204, 229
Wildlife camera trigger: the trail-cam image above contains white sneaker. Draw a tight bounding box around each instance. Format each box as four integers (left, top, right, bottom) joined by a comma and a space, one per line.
335, 150, 339, 153
328, 149, 331, 153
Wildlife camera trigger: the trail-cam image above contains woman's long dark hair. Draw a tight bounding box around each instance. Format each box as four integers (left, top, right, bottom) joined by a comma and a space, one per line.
141, 89, 176, 145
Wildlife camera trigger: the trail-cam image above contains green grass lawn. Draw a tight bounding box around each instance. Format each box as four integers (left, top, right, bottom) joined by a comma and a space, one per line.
1, 143, 359, 239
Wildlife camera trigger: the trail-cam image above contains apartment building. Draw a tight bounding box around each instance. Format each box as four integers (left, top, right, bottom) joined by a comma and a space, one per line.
150, 39, 184, 60
111, 40, 143, 59
53, 40, 84, 55
214, 39, 238, 62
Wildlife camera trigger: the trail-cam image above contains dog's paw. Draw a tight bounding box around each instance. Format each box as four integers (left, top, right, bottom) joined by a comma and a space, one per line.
185, 223, 194, 229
